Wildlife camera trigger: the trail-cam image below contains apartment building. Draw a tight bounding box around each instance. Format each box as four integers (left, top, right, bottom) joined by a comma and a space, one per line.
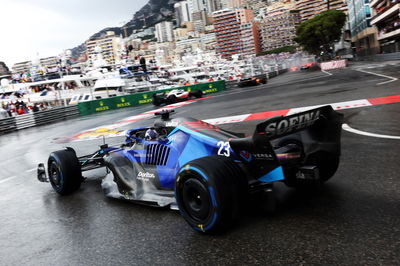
40, 56, 59, 68
175, 1, 192, 26
86, 31, 122, 66
174, 22, 196, 41
242, 0, 269, 10
370, 0, 400, 52
296, 0, 347, 22
213, 9, 262, 57
261, 1, 300, 51
224, 0, 247, 8
155, 21, 175, 43
11, 61, 31, 74
347, 0, 379, 55
206, 0, 224, 12
188, 0, 224, 14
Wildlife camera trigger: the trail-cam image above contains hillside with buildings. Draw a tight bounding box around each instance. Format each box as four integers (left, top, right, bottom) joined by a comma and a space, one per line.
123, 0, 180, 35
70, 0, 178, 61
8, 0, 397, 76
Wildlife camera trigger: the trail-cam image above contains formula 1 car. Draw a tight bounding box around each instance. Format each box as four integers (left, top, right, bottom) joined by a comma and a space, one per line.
152, 89, 203, 106
238, 76, 267, 87
37, 106, 343, 233
300, 62, 319, 70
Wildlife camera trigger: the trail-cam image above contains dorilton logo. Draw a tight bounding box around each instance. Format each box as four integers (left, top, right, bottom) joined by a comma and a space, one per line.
137, 172, 155, 182
265, 110, 321, 137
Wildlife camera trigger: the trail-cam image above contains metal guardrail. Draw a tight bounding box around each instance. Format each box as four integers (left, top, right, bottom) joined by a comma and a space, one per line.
0, 117, 17, 134
0, 105, 80, 135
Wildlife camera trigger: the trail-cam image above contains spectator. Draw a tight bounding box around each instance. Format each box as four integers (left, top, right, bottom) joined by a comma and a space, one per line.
32, 103, 40, 113
0, 105, 8, 119
17, 106, 25, 115
4, 102, 12, 117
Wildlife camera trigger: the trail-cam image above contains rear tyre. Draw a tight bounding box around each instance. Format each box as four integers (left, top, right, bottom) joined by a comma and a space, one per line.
175, 156, 247, 234
194, 90, 203, 98
47, 148, 82, 195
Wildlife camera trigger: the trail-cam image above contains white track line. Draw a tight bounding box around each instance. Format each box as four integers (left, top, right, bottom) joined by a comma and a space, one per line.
343, 124, 400, 140
321, 70, 333, 76
0, 176, 17, 184
355, 69, 398, 85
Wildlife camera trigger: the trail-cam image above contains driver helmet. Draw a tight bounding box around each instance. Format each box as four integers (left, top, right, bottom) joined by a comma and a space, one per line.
154, 121, 168, 138
145, 128, 159, 140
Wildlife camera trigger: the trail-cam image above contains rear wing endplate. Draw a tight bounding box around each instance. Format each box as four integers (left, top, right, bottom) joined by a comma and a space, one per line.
255, 105, 343, 140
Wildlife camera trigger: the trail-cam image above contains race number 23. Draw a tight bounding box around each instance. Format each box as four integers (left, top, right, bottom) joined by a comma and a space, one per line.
217, 141, 230, 157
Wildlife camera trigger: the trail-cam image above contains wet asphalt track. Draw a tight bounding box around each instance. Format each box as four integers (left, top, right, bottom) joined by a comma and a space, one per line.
0, 63, 399, 265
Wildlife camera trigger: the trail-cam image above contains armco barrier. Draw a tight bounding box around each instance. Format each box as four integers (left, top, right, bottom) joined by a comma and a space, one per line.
0, 117, 17, 134
0, 105, 80, 135
78, 80, 226, 116
320, 60, 348, 71
33, 105, 80, 126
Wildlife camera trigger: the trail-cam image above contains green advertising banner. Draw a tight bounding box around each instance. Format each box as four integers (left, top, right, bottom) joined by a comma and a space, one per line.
78, 80, 226, 116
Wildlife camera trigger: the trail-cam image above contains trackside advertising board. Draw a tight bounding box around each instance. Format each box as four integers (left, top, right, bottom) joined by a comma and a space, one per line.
78, 81, 225, 116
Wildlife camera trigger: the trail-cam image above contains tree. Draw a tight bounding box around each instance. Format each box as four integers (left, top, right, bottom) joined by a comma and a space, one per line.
294, 10, 346, 56
257, 46, 297, 56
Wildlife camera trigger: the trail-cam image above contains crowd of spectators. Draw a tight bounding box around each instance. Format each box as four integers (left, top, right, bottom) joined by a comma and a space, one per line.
0, 100, 51, 119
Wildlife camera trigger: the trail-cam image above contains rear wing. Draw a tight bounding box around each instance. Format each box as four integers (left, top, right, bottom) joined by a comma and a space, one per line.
255, 105, 343, 141
230, 106, 343, 181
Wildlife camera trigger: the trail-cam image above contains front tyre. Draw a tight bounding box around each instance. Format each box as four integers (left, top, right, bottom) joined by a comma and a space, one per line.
175, 156, 247, 234
152, 94, 161, 106
47, 148, 82, 195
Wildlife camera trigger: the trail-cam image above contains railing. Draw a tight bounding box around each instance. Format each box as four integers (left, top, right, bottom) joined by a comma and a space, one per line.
0, 105, 80, 135
371, 2, 400, 22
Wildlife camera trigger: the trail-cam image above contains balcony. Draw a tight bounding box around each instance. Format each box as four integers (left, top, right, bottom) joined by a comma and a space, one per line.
371, 3, 400, 25
378, 28, 400, 39
377, 20, 400, 39
370, 0, 384, 8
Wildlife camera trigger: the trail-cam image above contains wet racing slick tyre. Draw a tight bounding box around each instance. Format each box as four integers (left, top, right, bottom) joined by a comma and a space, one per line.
152, 94, 162, 106
47, 148, 83, 195
166, 95, 178, 104
189, 90, 203, 98
175, 156, 247, 234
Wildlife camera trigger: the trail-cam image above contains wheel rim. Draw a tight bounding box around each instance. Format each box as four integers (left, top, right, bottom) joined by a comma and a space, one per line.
50, 162, 62, 188
182, 178, 211, 221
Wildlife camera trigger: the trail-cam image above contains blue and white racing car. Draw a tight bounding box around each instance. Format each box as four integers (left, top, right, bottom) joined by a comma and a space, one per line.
38, 106, 343, 233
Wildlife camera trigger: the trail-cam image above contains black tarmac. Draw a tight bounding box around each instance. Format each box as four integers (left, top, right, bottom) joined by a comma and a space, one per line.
0, 62, 399, 265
